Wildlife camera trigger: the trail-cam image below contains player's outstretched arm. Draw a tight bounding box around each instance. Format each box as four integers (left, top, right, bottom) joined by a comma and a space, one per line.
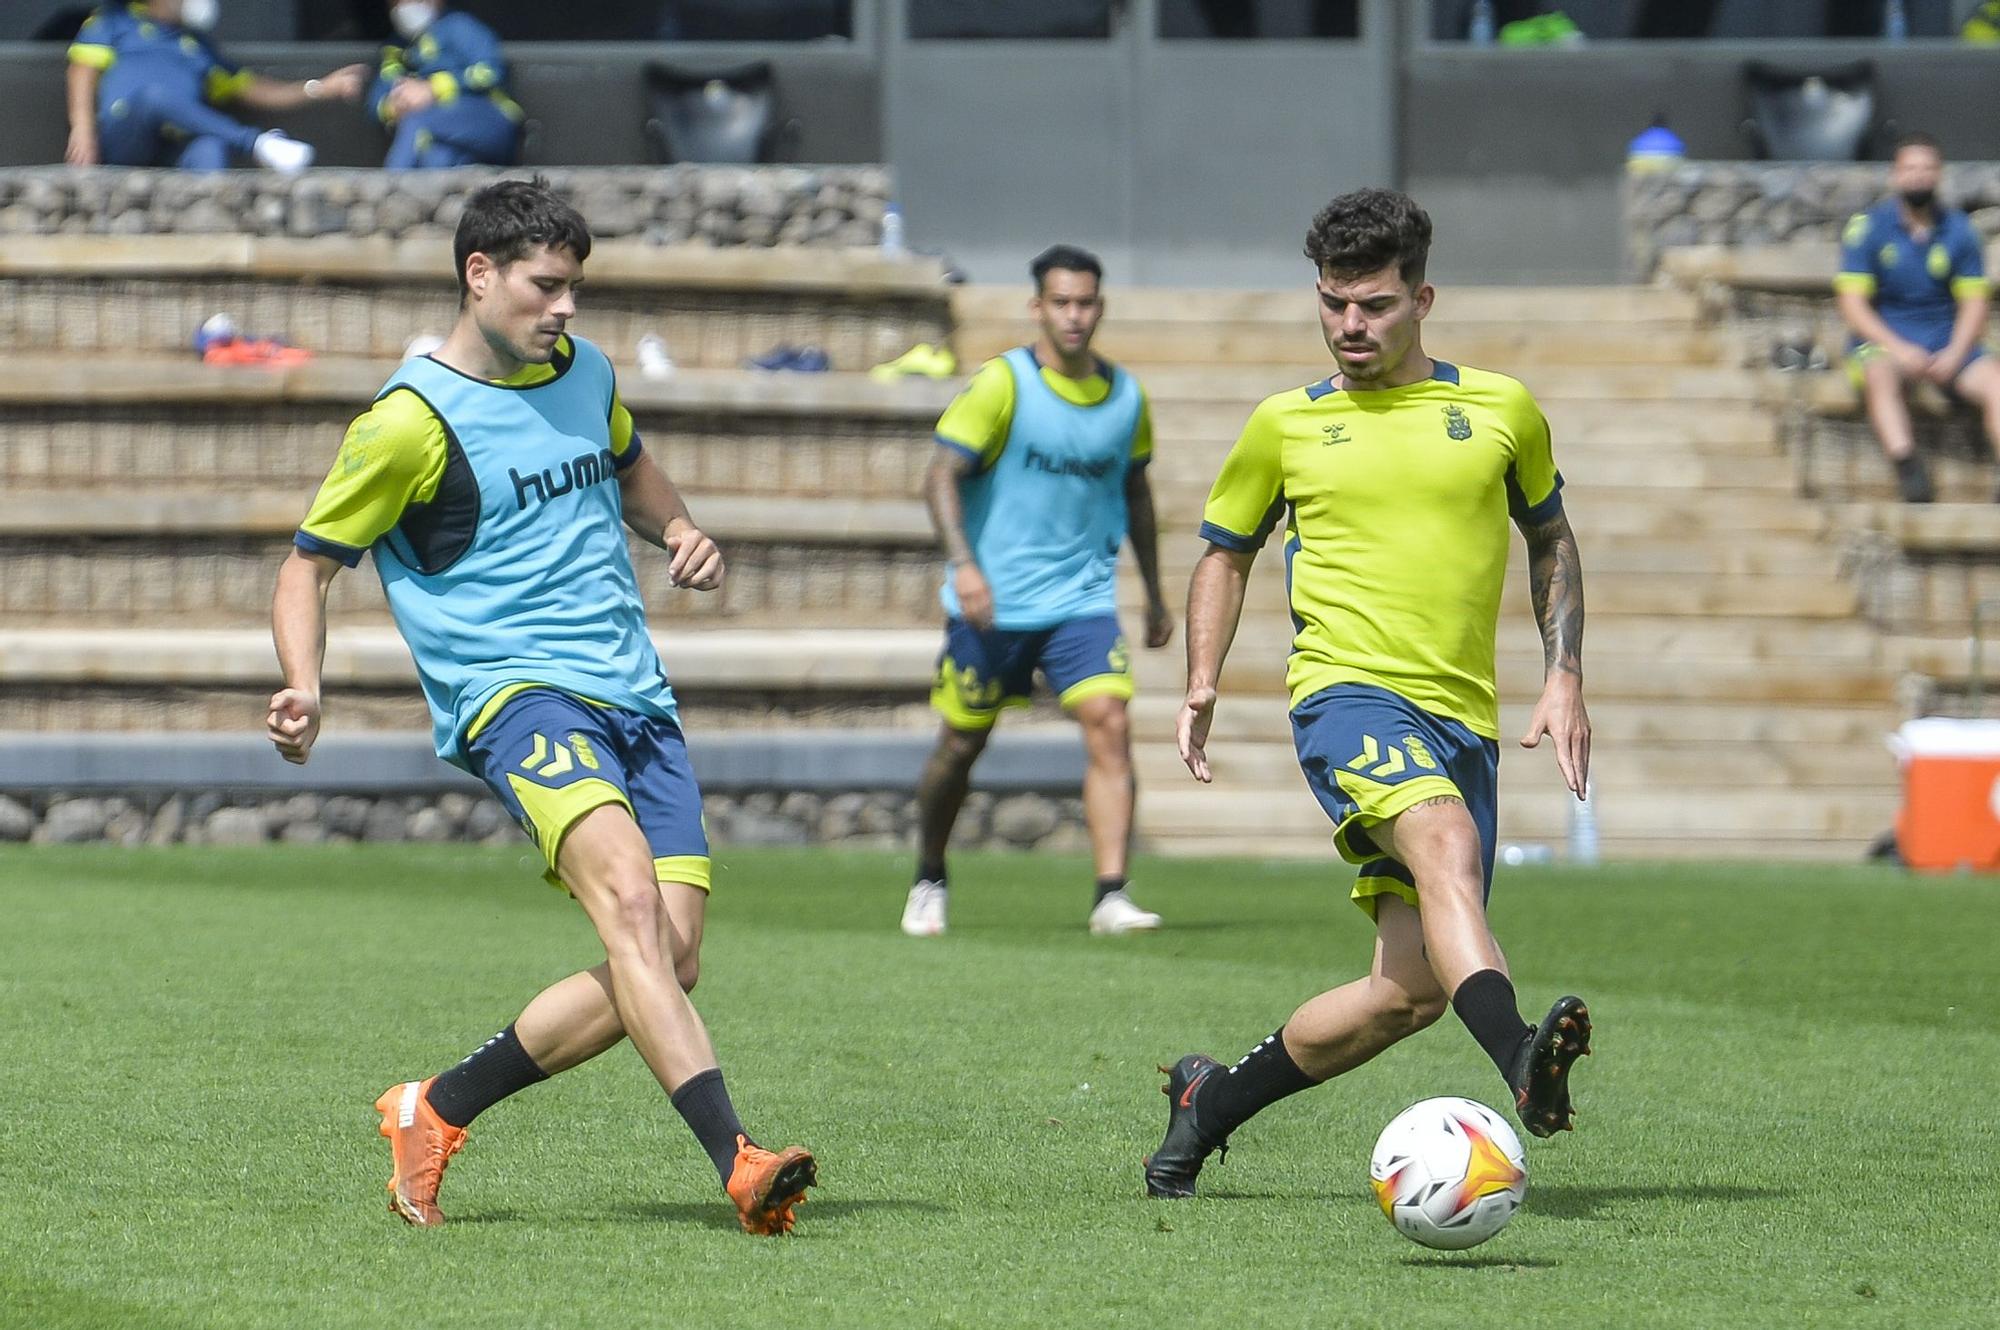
1125, 468, 1173, 649
1180, 544, 1256, 783
269, 549, 341, 765
1518, 508, 1591, 798
618, 451, 723, 590
924, 444, 993, 629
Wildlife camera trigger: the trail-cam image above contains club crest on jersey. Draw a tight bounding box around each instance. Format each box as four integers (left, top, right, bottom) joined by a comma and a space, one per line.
1442, 405, 1473, 440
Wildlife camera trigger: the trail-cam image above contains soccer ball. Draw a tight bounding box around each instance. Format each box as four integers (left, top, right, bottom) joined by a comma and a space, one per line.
1368, 1096, 1528, 1250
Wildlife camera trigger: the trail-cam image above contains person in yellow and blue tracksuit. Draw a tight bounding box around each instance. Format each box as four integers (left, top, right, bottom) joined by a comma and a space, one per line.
372, 0, 523, 169
65, 0, 366, 171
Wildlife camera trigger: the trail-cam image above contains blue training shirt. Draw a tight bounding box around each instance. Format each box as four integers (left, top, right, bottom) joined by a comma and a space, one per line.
1836, 198, 1990, 352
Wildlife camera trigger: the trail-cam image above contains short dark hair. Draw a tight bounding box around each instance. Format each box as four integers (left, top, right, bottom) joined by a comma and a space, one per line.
452, 176, 592, 298
1893, 131, 1942, 158
1304, 188, 1433, 287
1030, 243, 1103, 293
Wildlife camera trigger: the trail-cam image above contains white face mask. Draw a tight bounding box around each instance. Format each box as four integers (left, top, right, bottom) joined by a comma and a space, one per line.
178, 0, 218, 31
390, 1, 438, 40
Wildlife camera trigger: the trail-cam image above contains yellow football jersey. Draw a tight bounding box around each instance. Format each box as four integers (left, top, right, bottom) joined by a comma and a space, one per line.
1198, 360, 1561, 739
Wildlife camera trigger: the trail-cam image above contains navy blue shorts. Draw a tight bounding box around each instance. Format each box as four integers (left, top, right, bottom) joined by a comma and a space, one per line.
930, 613, 1132, 731
1291, 683, 1499, 919
464, 687, 710, 893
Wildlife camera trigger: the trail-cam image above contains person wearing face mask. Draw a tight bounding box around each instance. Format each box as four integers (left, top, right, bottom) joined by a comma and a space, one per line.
1836, 132, 2000, 502
369, 1, 523, 170
64, 1, 366, 173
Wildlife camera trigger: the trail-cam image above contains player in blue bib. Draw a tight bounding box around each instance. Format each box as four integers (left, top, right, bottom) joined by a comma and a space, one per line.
902, 244, 1174, 938
1835, 132, 2000, 502
269, 179, 814, 1236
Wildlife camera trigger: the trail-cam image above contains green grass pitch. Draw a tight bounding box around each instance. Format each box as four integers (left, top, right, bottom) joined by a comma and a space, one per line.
3, 844, 1996, 1327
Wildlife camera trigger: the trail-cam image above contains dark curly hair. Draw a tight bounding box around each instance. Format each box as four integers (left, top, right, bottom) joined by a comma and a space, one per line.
1303, 188, 1432, 286
453, 176, 592, 300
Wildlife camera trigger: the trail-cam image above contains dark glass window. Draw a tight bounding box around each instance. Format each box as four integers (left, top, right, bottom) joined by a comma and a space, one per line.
298, 0, 854, 41
907, 0, 1113, 39
1158, 0, 1360, 39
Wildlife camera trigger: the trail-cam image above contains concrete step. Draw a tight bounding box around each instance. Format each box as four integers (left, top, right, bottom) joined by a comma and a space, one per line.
957, 322, 1722, 369
1142, 832, 1880, 862
1131, 695, 1903, 747
1121, 571, 1861, 619
1131, 738, 1897, 791
0, 626, 943, 691
0, 364, 944, 499
1842, 501, 2000, 553
1133, 364, 1771, 405
1136, 785, 1897, 842
1131, 650, 1896, 705
0, 499, 945, 628
1189, 613, 1882, 661
953, 284, 1702, 326
0, 237, 954, 370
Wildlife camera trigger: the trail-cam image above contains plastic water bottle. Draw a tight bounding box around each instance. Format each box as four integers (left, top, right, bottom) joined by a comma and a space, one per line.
1883, 0, 1909, 40
1468, 0, 1497, 45
1568, 781, 1600, 866
880, 202, 906, 256
1625, 117, 1686, 174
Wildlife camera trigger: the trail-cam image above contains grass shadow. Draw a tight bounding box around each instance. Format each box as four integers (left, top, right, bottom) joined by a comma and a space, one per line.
614, 1197, 951, 1230
1399, 1254, 1557, 1270
1529, 1182, 1788, 1220
450, 1197, 948, 1231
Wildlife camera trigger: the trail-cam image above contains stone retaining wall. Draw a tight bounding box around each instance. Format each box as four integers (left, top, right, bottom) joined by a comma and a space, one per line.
1626, 162, 2000, 278
0, 165, 891, 246
0, 787, 1089, 854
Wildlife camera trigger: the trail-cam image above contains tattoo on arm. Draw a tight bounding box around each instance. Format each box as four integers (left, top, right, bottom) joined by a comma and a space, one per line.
924, 446, 979, 566
1524, 510, 1584, 679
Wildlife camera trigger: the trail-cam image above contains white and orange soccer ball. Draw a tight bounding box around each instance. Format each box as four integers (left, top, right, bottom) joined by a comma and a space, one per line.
1369, 1096, 1528, 1250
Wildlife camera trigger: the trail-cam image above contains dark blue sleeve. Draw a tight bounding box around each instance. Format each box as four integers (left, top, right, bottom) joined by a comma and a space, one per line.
436, 13, 508, 90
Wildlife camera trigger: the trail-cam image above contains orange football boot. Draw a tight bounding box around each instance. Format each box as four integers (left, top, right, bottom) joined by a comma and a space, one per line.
373, 1078, 466, 1226
724, 1135, 816, 1235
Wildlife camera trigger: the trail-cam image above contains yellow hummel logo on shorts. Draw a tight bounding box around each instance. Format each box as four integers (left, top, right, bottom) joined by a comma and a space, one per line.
520, 733, 597, 779
1346, 733, 1439, 778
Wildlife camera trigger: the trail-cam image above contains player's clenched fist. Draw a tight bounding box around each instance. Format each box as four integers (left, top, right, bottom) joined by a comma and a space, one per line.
665, 523, 724, 590
267, 687, 322, 765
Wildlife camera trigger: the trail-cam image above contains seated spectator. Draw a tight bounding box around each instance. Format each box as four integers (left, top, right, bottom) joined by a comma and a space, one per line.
1836, 134, 2000, 503
371, 1, 522, 169
64, 1, 365, 173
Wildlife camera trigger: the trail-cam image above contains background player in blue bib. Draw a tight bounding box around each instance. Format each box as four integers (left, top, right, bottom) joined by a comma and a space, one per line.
1835, 132, 2000, 503
902, 245, 1174, 937
269, 178, 814, 1236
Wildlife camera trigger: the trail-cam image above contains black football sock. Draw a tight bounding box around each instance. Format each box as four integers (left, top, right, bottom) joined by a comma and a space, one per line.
1093, 875, 1126, 906
915, 859, 947, 886
1452, 969, 1534, 1083
1193, 1028, 1320, 1140
672, 1068, 751, 1184
424, 1024, 549, 1129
